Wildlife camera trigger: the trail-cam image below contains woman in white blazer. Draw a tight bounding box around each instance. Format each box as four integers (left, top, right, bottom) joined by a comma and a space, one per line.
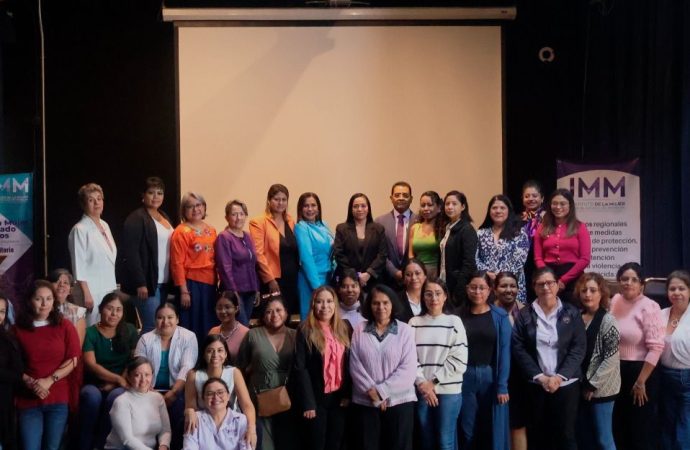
68, 183, 118, 326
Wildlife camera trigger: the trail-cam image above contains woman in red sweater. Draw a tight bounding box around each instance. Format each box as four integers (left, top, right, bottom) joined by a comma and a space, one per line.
533, 189, 591, 303
13, 280, 80, 450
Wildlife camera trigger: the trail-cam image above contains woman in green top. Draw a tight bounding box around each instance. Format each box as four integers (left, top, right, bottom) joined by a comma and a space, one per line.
237, 296, 297, 450
408, 191, 443, 278
79, 292, 138, 450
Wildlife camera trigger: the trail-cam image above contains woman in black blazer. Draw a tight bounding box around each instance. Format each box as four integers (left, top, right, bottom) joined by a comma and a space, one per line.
511, 266, 586, 450
119, 177, 174, 333
293, 286, 352, 450
438, 191, 478, 307
333, 193, 388, 291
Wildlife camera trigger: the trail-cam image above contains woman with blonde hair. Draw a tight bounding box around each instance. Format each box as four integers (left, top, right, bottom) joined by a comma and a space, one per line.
68, 182, 117, 326
293, 286, 351, 450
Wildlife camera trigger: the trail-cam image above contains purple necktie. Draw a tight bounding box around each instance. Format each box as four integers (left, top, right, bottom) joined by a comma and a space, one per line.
396, 214, 405, 258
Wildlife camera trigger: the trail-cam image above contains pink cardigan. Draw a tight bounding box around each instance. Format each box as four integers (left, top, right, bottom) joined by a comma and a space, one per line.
534, 221, 591, 284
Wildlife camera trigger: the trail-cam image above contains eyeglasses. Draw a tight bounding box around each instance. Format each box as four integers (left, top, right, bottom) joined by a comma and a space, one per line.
619, 276, 640, 284
184, 203, 204, 210
204, 389, 228, 399
535, 280, 558, 289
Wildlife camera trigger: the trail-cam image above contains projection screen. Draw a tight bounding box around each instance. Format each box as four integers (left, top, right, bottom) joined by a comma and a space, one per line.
177, 25, 502, 231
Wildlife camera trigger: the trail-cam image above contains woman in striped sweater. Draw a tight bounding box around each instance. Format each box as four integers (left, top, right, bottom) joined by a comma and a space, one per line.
410, 278, 468, 450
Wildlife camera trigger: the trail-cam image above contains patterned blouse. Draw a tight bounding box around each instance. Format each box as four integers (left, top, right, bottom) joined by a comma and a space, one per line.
475, 227, 530, 302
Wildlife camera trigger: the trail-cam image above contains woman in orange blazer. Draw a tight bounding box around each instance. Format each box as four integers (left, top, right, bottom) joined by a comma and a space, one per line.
249, 184, 300, 316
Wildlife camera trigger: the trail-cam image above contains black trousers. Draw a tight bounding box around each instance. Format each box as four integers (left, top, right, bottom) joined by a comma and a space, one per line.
302, 392, 347, 450
613, 360, 660, 450
352, 402, 414, 450
526, 381, 580, 450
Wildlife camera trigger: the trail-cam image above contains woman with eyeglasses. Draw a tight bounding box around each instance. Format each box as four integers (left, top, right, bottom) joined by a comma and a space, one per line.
410, 278, 467, 450
533, 189, 591, 304
183, 378, 250, 450
184, 334, 256, 449
458, 272, 511, 450
609, 262, 664, 450
512, 267, 586, 450
171, 192, 218, 337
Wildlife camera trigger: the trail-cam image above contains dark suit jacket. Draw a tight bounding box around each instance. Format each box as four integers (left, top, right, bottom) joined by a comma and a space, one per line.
292, 325, 351, 412
375, 210, 418, 280
440, 219, 477, 306
396, 290, 418, 324
333, 222, 388, 280
118, 207, 172, 295
511, 301, 587, 381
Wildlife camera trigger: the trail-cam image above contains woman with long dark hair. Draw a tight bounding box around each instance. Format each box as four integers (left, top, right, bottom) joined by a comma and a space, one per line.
295, 192, 334, 320
458, 271, 511, 450
533, 188, 591, 303
250, 184, 300, 316
184, 334, 256, 449
408, 191, 443, 278
410, 278, 467, 450
476, 195, 530, 302
438, 191, 477, 307
333, 193, 388, 291
14, 280, 80, 450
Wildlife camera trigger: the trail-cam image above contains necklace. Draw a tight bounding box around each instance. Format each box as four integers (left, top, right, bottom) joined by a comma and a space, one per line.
219, 322, 239, 340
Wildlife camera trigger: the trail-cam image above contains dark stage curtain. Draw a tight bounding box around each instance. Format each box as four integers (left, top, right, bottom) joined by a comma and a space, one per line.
505, 0, 690, 275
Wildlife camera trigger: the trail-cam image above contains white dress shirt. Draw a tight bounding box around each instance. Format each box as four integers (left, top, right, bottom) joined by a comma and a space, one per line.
135, 326, 198, 386
532, 299, 577, 386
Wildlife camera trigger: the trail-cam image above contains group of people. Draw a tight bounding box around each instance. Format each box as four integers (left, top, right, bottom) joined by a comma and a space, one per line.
0, 176, 687, 450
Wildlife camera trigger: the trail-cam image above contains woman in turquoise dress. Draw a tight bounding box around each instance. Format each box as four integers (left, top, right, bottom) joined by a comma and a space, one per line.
295, 192, 334, 320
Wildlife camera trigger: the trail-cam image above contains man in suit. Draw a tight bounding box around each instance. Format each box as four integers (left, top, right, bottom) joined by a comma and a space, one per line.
375, 181, 417, 289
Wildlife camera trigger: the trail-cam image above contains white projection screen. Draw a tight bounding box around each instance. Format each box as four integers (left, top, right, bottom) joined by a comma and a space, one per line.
177, 24, 502, 231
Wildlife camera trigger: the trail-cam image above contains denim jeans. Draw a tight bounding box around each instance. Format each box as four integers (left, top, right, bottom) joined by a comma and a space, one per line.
134, 284, 166, 334
460, 365, 495, 449
237, 291, 257, 326
577, 399, 616, 450
660, 366, 690, 450
18, 403, 68, 450
416, 391, 462, 450
79, 384, 126, 450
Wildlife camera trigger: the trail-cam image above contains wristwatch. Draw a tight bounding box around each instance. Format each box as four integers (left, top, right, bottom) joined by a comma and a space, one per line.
432, 377, 440, 385
51, 374, 59, 383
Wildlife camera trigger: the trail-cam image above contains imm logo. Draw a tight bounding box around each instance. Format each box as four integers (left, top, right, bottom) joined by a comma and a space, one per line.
568, 176, 625, 198
0, 177, 30, 193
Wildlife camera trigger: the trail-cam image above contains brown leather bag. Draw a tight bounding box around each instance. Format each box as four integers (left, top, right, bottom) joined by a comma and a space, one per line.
256, 385, 291, 417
